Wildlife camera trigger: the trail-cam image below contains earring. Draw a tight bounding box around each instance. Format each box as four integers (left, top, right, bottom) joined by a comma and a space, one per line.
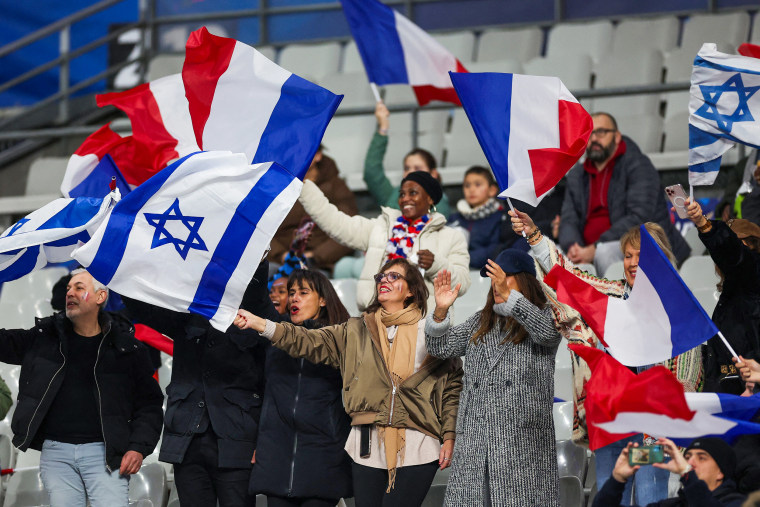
430, 204, 438, 214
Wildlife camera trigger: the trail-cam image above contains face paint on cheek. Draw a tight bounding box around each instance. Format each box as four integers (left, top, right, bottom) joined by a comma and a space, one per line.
82, 291, 89, 302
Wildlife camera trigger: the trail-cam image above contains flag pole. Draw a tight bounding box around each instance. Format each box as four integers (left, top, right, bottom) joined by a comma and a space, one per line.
718, 331, 739, 360
506, 197, 527, 238
370, 83, 381, 103
689, 184, 694, 202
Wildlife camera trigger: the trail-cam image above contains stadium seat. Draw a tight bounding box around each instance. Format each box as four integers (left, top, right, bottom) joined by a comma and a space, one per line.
432, 31, 476, 63
341, 41, 364, 74
615, 114, 664, 154
166, 486, 179, 507
523, 53, 593, 91
603, 261, 624, 281
464, 59, 523, 74
321, 114, 376, 190
575, 264, 596, 276
450, 270, 489, 326
554, 338, 573, 403
278, 42, 342, 82
146, 54, 184, 81
26, 267, 68, 298
556, 439, 587, 482
421, 484, 446, 507
330, 279, 361, 317
381, 84, 418, 107
553, 401, 573, 441
662, 111, 690, 152
691, 287, 720, 316
611, 16, 679, 55
545, 20, 614, 64
25, 157, 67, 196
585, 452, 597, 505
384, 112, 415, 179
443, 109, 489, 169
2, 467, 48, 507
559, 475, 585, 507
432, 467, 451, 486
340, 497, 355, 507
683, 226, 706, 256
128, 462, 167, 507
476, 27, 543, 64
679, 255, 719, 291
0, 302, 38, 330
319, 71, 377, 110
679, 12, 751, 54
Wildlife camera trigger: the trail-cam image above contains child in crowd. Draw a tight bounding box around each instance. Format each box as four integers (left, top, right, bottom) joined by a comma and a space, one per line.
448, 166, 508, 269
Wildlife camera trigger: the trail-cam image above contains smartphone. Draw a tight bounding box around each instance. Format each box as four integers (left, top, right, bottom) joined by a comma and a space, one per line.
628, 445, 665, 466
360, 425, 371, 458
665, 184, 689, 219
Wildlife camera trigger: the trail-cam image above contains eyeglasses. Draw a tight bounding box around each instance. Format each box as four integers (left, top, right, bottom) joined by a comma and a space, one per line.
590, 128, 616, 138
374, 271, 405, 284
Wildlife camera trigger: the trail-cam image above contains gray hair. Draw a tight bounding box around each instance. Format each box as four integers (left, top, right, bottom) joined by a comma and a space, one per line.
70, 268, 109, 306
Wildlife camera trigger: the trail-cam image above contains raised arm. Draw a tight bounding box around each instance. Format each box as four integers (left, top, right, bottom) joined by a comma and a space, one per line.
496, 293, 561, 348
426, 227, 471, 295
235, 310, 347, 370
363, 103, 395, 207
425, 269, 476, 358
299, 180, 375, 252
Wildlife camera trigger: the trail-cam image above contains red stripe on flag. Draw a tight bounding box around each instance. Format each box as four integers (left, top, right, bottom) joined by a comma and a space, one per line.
183, 27, 237, 150
739, 43, 760, 59
569, 344, 694, 450
73, 124, 127, 157
412, 85, 462, 106
97, 84, 180, 184
135, 324, 174, 356
528, 100, 592, 197
543, 265, 609, 346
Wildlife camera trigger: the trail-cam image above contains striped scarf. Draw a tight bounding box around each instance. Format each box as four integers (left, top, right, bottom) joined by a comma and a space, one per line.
385, 214, 429, 262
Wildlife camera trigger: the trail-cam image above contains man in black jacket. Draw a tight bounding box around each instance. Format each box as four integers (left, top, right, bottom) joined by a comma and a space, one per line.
559, 112, 690, 275
0, 269, 163, 507
593, 437, 746, 507
123, 260, 276, 507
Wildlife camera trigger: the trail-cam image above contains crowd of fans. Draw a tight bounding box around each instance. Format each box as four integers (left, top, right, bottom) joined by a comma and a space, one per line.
0, 104, 759, 507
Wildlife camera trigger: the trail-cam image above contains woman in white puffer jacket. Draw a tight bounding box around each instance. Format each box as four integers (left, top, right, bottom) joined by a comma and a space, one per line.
298, 171, 471, 311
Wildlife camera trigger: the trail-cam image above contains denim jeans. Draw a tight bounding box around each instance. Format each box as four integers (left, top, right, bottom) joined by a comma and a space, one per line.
595, 434, 669, 506
39, 440, 129, 507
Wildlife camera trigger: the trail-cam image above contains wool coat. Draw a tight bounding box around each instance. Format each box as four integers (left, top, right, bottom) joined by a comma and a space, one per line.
298, 179, 470, 310
426, 293, 561, 507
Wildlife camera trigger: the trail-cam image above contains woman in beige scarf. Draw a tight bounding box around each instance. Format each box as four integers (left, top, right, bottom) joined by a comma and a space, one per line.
235, 258, 463, 507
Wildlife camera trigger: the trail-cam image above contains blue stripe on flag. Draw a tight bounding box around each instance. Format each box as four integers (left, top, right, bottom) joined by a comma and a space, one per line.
253, 74, 342, 180
693, 56, 760, 77
449, 72, 513, 192
69, 154, 131, 199
86, 151, 201, 284
638, 226, 718, 356
188, 163, 295, 320
37, 197, 104, 231
716, 393, 760, 421
689, 123, 723, 149
0, 247, 41, 283
47, 231, 90, 247
689, 157, 723, 174
341, 0, 409, 85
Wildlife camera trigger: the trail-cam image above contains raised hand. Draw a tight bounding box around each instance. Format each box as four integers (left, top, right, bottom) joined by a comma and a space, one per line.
683, 198, 706, 227
652, 438, 689, 475
611, 442, 640, 483
735, 355, 760, 383
508, 209, 536, 236
375, 102, 390, 132
234, 309, 266, 332
485, 259, 518, 300
433, 269, 460, 315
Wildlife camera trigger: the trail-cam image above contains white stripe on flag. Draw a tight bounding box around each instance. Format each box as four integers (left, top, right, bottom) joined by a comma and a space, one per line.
596, 411, 737, 438
149, 74, 200, 158
201, 43, 292, 160
393, 12, 458, 88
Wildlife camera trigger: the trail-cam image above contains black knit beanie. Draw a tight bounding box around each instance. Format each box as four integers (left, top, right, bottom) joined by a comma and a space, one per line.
686, 437, 737, 480
401, 171, 443, 205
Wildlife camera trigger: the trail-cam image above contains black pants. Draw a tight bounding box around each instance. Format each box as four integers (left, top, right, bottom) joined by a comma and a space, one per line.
351, 461, 438, 507
266, 496, 338, 507
174, 430, 255, 507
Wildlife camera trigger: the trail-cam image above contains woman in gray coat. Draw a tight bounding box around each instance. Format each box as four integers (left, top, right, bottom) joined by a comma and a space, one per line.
425, 249, 561, 506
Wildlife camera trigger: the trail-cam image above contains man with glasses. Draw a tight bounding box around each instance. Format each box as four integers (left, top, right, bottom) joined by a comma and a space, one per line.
559, 112, 690, 275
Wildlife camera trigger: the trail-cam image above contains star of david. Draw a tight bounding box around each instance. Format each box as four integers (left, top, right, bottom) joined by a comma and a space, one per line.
144, 198, 207, 260
694, 73, 760, 133
3, 218, 29, 238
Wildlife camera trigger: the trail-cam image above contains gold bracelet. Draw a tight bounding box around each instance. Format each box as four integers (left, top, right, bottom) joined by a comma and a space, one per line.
697, 217, 712, 233
526, 228, 541, 241
528, 231, 543, 246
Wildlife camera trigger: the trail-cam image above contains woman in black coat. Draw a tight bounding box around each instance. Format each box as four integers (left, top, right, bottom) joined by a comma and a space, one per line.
252, 269, 353, 506
683, 199, 760, 394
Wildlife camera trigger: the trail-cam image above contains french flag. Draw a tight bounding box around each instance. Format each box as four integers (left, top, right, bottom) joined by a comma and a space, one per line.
341, 0, 467, 106
544, 225, 718, 367
450, 72, 592, 207
62, 74, 199, 196
183, 27, 342, 180
571, 344, 760, 450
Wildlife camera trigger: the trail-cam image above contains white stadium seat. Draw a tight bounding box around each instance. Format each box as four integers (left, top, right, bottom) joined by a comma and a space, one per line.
464, 59, 523, 74
146, 54, 184, 81
545, 20, 614, 64
330, 278, 361, 317
319, 71, 377, 110
128, 462, 168, 507
432, 31, 476, 63
553, 401, 574, 441
523, 53, 593, 92
683, 226, 706, 256
615, 114, 663, 154
476, 27, 543, 64
25, 157, 67, 197
679, 12, 751, 54
341, 41, 364, 74
320, 114, 376, 190
590, 49, 663, 118
278, 42, 342, 82
603, 261, 624, 281
611, 16, 679, 55
443, 109, 489, 169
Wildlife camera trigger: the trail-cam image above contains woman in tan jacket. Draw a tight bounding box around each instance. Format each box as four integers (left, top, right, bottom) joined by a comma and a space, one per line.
235, 258, 463, 507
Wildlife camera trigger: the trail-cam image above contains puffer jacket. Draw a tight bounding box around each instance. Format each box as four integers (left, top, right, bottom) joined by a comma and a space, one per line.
270, 314, 463, 442
298, 180, 470, 310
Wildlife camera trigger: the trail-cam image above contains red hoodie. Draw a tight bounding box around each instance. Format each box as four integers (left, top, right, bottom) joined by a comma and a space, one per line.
582, 139, 627, 245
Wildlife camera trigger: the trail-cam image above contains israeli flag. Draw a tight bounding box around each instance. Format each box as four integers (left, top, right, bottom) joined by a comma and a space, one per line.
0, 192, 119, 283
72, 151, 302, 331
689, 43, 760, 185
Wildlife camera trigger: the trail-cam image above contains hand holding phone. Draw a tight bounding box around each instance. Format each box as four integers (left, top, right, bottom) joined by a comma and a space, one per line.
628, 444, 665, 466
665, 184, 689, 219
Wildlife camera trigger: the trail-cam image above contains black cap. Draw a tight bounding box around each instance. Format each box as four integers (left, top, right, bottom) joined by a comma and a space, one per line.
401, 171, 443, 205
480, 248, 536, 278
686, 437, 737, 480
